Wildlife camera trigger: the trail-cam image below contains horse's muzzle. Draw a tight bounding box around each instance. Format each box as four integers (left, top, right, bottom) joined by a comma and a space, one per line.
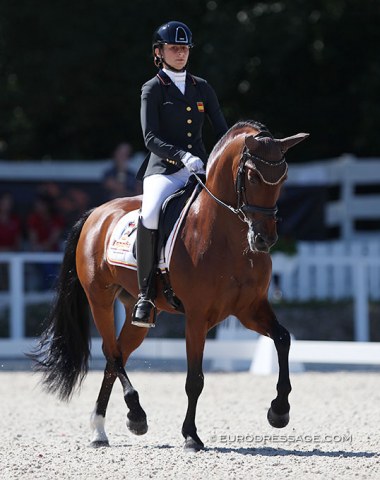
253, 233, 278, 253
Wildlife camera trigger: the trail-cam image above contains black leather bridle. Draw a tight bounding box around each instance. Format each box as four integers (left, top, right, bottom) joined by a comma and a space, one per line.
193, 145, 281, 224
235, 146, 280, 222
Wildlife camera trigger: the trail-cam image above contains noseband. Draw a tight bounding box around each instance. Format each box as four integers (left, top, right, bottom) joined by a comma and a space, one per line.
235, 147, 279, 223
193, 142, 284, 224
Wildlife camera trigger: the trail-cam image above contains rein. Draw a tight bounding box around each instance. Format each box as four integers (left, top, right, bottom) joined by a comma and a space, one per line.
193, 145, 280, 224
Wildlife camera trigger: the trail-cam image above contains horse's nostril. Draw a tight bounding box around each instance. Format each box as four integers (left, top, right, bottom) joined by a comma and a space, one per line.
257, 237, 264, 245
254, 233, 279, 252
254, 234, 268, 249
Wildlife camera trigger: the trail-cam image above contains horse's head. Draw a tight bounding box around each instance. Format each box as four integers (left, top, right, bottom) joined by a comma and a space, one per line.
239, 131, 309, 253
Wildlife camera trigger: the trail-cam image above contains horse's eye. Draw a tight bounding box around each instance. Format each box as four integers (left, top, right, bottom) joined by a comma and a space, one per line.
247, 170, 259, 184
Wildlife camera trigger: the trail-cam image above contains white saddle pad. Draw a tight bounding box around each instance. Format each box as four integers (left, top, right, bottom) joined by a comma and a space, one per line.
106, 190, 195, 271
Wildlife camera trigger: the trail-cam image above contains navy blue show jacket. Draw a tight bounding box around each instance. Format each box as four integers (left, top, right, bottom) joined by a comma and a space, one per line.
137, 69, 228, 179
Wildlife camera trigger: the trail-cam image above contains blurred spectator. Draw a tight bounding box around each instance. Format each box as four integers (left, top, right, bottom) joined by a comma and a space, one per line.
27, 194, 65, 252
26, 194, 65, 289
103, 142, 139, 199
59, 187, 91, 236
0, 192, 22, 251
0, 192, 22, 289
36, 182, 62, 202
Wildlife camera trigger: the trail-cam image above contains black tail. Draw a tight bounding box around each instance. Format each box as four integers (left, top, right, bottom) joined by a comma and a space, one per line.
29, 210, 93, 401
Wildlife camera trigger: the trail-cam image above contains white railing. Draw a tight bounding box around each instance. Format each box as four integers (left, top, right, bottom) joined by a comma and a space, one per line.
286, 155, 380, 241
271, 241, 380, 342
0, 245, 379, 343
0, 252, 63, 339
1, 338, 380, 374
1, 251, 379, 371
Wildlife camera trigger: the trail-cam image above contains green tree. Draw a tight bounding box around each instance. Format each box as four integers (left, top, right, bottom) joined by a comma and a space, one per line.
0, 0, 379, 161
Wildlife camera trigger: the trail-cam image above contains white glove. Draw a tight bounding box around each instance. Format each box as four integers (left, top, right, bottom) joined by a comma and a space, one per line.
181, 152, 205, 174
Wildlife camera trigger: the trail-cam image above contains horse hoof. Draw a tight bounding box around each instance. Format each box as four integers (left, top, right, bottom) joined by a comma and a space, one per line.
267, 407, 290, 428
184, 436, 204, 452
89, 440, 110, 448
126, 418, 148, 436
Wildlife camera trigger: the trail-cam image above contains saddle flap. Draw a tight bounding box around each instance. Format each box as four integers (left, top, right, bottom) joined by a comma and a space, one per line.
157, 176, 200, 254
107, 176, 201, 271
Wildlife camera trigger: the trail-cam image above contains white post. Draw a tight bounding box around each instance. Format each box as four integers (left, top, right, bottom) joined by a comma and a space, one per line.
114, 299, 125, 336
340, 155, 355, 240
250, 334, 305, 375
315, 244, 328, 299
9, 255, 25, 339
250, 335, 277, 375
354, 261, 369, 342
298, 243, 311, 301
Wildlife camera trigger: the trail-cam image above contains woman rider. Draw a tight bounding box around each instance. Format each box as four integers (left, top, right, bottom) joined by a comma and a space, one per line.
132, 20, 228, 327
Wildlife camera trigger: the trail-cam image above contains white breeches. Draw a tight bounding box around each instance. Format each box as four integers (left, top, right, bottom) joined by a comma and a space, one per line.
140, 168, 192, 230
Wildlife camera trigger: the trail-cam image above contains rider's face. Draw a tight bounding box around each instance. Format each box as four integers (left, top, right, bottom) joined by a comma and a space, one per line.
156, 44, 190, 70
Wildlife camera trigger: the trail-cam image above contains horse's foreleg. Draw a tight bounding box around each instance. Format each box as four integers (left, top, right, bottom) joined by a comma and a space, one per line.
114, 357, 148, 436
182, 319, 207, 452
240, 301, 291, 428
267, 320, 291, 428
116, 311, 150, 436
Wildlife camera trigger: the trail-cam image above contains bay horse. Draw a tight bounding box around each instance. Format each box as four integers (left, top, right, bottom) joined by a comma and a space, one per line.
32, 120, 308, 451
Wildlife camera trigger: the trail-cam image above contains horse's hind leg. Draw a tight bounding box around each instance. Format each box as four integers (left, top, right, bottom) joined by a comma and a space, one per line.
240, 300, 291, 428
90, 361, 117, 447
90, 292, 149, 446
88, 294, 120, 447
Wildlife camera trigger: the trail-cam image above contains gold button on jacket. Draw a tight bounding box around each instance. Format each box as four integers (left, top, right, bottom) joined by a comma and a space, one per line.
138, 69, 228, 180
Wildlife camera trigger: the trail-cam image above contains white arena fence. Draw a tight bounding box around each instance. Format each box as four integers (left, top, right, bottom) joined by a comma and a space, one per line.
271, 240, 380, 342
287, 154, 380, 241
0, 248, 379, 370
1, 154, 379, 243
0, 337, 380, 374
1, 244, 379, 342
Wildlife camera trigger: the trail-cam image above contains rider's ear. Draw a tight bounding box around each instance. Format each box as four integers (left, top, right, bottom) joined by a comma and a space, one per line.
278, 133, 310, 153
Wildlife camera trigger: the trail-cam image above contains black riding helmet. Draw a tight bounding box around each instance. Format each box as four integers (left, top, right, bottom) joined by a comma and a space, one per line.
152, 21, 193, 70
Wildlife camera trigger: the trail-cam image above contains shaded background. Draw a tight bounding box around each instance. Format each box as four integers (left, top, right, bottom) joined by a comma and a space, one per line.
1, 0, 380, 162
1, 0, 380, 343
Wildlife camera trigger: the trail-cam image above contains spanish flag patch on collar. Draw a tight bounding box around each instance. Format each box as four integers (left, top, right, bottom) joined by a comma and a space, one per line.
197, 101, 204, 112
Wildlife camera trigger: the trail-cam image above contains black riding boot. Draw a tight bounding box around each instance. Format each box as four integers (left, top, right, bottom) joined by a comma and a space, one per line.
132, 218, 158, 328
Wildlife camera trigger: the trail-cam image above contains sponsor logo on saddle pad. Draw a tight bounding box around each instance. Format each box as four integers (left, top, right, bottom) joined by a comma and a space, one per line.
111, 221, 136, 251
107, 208, 186, 271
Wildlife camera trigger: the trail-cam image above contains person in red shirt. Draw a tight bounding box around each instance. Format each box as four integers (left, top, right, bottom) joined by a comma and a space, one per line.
27, 194, 64, 252
0, 192, 22, 289
0, 192, 22, 251
27, 194, 65, 289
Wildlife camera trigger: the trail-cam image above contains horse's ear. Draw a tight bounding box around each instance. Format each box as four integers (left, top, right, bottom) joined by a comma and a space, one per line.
245, 135, 260, 152
279, 133, 310, 153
